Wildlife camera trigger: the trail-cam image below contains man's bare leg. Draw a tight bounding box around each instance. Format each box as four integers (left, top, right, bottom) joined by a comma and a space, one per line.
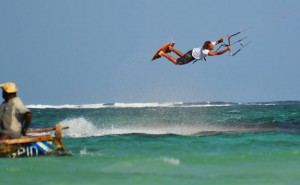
159, 51, 178, 64
169, 46, 184, 57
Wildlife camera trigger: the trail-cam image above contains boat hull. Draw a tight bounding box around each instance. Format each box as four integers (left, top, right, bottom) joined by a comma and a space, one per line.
0, 124, 70, 158
0, 140, 53, 158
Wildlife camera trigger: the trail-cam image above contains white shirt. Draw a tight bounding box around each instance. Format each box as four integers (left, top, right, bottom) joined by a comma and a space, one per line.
192, 42, 216, 60
0, 97, 30, 138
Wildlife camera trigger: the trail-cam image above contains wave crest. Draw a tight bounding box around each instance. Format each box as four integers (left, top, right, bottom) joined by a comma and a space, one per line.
26, 102, 234, 109
59, 117, 281, 138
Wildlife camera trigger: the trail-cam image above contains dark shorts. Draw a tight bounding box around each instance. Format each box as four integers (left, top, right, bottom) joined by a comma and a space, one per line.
176, 50, 195, 65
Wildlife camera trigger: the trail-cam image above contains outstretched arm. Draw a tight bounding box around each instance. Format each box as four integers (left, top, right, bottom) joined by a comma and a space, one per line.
215, 37, 224, 45
208, 46, 231, 56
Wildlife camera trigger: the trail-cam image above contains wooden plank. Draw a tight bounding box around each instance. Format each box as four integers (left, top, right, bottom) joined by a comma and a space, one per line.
26, 126, 69, 133
0, 135, 53, 145
55, 124, 66, 152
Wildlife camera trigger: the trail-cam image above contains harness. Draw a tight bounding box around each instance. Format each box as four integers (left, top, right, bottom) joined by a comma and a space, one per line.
192, 57, 205, 64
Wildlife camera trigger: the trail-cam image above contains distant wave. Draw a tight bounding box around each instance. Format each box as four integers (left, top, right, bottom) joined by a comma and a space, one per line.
27, 101, 300, 109
27, 102, 231, 109
27, 104, 107, 109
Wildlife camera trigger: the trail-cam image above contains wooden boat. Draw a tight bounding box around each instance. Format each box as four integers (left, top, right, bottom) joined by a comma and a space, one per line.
0, 124, 70, 158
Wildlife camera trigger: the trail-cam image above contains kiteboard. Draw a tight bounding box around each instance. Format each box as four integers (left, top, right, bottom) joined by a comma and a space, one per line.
151, 42, 175, 61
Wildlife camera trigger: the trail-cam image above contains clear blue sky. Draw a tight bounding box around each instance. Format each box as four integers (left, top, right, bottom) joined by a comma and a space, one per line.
1, 0, 300, 105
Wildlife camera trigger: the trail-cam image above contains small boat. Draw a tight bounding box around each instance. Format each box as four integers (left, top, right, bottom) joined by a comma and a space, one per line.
0, 124, 70, 158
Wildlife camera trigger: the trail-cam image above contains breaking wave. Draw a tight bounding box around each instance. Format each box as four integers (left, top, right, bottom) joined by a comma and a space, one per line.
27, 101, 300, 109
27, 102, 235, 109
59, 117, 286, 138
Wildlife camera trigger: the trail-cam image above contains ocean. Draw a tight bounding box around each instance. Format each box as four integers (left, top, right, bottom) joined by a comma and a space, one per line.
1, 101, 300, 185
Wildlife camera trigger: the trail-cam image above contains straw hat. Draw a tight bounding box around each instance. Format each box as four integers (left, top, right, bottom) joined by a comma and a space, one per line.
0, 82, 19, 93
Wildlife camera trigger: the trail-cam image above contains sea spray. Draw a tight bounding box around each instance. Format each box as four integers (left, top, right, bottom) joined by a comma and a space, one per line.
60, 117, 99, 137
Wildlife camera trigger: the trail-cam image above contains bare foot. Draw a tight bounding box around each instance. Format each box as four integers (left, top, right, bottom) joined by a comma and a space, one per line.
158, 51, 165, 56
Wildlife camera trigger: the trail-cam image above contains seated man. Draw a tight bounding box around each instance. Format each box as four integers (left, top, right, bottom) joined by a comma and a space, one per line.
0, 82, 32, 140
159, 37, 232, 65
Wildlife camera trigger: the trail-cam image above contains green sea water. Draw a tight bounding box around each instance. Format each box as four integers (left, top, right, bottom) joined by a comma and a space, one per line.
1, 102, 300, 185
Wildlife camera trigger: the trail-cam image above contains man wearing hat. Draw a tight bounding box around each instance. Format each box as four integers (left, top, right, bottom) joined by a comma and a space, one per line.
0, 82, 32, 140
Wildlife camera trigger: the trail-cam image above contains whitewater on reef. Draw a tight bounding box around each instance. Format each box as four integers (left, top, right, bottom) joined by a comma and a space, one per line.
27, 101, 288, 109
27, 101, 300, 138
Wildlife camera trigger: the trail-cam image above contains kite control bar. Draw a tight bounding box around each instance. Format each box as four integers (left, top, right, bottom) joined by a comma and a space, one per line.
216, 31, 251, 56
228, 31, 241, 46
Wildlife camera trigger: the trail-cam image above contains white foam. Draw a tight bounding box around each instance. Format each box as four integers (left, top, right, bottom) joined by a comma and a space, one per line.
27, 104, 106, 109
180, 104, 231, 108
113, 102, 183, 108
58, 117, 237, 138
79, 148, 103, 156
27, 102, 233, 109
60, 117, 100, 137
161, 157, 180, 166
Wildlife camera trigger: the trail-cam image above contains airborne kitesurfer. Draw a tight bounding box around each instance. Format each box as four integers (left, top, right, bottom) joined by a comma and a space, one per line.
158, 37, 232, 65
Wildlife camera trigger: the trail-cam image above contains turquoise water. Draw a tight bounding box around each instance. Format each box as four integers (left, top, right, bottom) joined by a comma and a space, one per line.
1, 101, 300, 185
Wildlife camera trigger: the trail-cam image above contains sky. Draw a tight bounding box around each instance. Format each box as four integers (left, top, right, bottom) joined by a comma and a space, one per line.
1, 0, 300, 105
